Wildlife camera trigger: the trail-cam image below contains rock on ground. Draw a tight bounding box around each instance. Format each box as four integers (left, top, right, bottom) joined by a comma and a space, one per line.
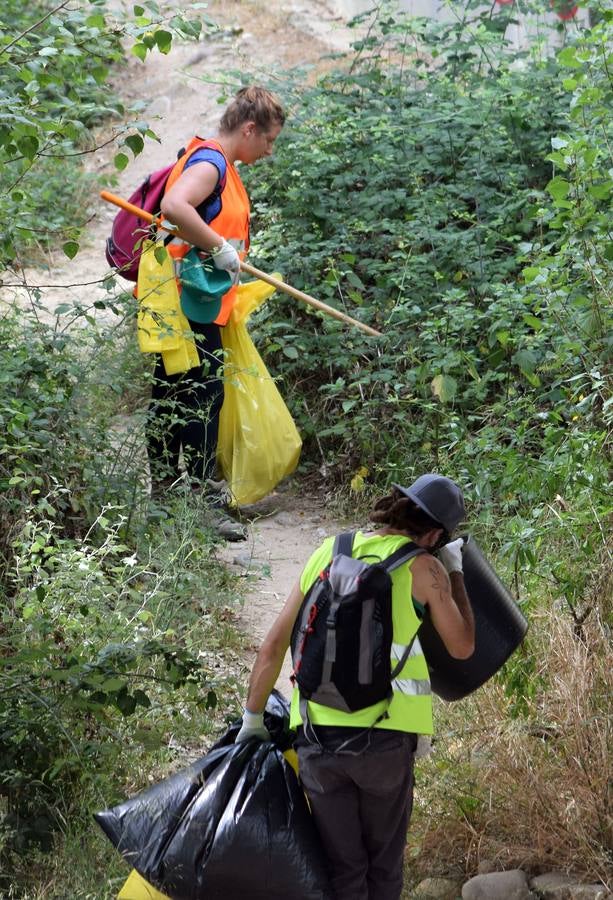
462, 869, 535, 900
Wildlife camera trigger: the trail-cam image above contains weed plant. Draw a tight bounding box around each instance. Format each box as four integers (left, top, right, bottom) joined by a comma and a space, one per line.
0, 294, 247, 895
409, 610, 612, 887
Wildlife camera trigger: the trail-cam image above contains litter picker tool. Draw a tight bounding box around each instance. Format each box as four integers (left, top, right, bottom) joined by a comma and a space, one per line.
100, 190, 382, 337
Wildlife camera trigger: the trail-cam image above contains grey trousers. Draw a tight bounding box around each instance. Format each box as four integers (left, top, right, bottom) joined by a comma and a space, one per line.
296, 730, 417, 900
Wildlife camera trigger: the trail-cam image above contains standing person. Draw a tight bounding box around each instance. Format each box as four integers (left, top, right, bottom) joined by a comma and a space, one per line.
147, 86, 285, 539
235, 474, 475, 899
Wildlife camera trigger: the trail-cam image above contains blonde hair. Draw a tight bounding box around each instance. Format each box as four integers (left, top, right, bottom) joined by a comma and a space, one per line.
219, 86, 285, 133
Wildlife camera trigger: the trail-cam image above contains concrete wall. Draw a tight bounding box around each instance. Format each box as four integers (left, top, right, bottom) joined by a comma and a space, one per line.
331, 0, 589, 50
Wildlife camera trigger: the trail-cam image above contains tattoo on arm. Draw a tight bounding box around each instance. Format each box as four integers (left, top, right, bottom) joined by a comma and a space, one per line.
429, 563, 452, 605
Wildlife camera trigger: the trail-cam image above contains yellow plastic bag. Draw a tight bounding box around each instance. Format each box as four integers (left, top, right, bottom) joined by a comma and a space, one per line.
284, 747, 299, 776
160, 326, 199, 375
117, 868, 170, 900
136, 241, 198, 375
218, 278, 302, 506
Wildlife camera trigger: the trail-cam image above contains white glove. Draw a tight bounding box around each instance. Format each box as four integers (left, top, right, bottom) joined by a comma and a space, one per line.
235, 709, 271, 744
210, 240, 240, 285
438, 537, 464, 574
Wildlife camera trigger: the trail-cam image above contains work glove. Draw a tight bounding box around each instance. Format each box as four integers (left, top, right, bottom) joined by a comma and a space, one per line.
210, 239, 241, 285
235, 709, 271, 744
437, 537, 464, 574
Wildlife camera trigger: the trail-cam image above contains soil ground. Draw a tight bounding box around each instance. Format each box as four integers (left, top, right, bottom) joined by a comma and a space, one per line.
222, 484, 349, 692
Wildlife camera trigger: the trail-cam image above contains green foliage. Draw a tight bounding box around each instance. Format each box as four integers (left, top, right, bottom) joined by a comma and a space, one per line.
0, 0, 205, 265
246, 3, 611, 622
1, 507, 222, 835
0, 297, 243, 886
0, 7, 233, 886
0, 299, 139, 560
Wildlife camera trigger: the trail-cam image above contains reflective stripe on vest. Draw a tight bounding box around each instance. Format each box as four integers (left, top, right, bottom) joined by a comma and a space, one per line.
391, 637, 432, 696
289, 556, 434, 735
163, 137, 250, 327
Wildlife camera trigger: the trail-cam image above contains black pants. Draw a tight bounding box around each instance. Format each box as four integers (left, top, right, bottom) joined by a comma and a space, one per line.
296, 729, 417, 900
146, 319, 224, 484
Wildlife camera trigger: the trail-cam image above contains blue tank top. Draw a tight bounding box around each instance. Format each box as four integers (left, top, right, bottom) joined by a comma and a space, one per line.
183, 147, 227, 223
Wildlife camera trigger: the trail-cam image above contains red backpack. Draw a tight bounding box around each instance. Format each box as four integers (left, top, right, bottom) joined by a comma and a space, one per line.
105, 139, 224, 281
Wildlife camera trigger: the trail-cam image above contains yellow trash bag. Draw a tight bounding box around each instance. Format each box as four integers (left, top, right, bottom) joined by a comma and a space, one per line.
117, 868, 170, 900
218, 278, 302, 506
160, 329, 199, 376
136, 241, 199, 375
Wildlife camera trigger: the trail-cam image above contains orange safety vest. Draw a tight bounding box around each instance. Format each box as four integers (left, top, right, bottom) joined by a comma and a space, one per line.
164, 137, 250, 326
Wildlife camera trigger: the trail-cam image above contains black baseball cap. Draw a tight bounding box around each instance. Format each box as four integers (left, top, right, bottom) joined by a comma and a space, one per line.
392, 474, 465, 533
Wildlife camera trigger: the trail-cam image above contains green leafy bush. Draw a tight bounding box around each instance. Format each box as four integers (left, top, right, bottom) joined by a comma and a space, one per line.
246, 2, 611, 586
0, 0, 204, 265
0, 296, 244, 888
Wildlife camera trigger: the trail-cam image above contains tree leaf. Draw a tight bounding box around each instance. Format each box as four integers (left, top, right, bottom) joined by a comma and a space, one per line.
62, 241, 79, 259
154, 29, 173, 54
546, 176, 570, 202
431, 374, 457, 403
114, 152, 129, 171
522, 314, 543, 331
558, 47, 580, 68
132, 42, 147, 61
17, 135, 39, 160
153, 244, 168, 264
101, 677, 127, 692
512, 348, 538, 375
125, 133, 144, 156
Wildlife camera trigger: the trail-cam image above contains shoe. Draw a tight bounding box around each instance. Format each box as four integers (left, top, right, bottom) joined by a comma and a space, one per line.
204, 478, 233, 507
206, 507, 248, 542
191, 477, 233, 507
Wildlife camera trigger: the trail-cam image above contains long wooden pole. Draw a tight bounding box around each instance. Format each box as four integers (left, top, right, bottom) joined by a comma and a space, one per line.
100, 190, 382, 337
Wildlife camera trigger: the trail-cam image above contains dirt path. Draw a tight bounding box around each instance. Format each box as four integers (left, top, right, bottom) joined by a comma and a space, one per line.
219, 486, 349, 693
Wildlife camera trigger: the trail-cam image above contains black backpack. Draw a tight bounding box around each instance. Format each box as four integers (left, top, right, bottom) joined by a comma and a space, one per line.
290, 532, 424, 714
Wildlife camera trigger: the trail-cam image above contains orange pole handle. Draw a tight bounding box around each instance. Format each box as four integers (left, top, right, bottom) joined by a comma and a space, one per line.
100, 190, 382, 337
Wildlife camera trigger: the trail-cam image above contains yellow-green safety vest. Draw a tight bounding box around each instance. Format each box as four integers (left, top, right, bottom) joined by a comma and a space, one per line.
289, 531, 433, 735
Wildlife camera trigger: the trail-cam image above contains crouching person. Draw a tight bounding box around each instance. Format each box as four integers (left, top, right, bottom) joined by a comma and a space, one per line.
236, 474, 476, 900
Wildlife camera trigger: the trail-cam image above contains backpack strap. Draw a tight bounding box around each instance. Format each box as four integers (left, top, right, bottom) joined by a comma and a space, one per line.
332, 531, 355, 560
390, 633, 417, 681
383, 543, 426, 680
382, 541, 425, 573
164, 137, 227, 198
319, 532, 356, 689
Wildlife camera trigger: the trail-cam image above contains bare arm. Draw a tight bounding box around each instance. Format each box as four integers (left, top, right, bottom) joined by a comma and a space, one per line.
412, 554, 475, 659
245, 581, 304, 713
160, 163, 226, 253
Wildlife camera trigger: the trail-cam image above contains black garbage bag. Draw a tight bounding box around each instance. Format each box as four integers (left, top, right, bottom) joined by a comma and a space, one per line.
95, 692, 331, 900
